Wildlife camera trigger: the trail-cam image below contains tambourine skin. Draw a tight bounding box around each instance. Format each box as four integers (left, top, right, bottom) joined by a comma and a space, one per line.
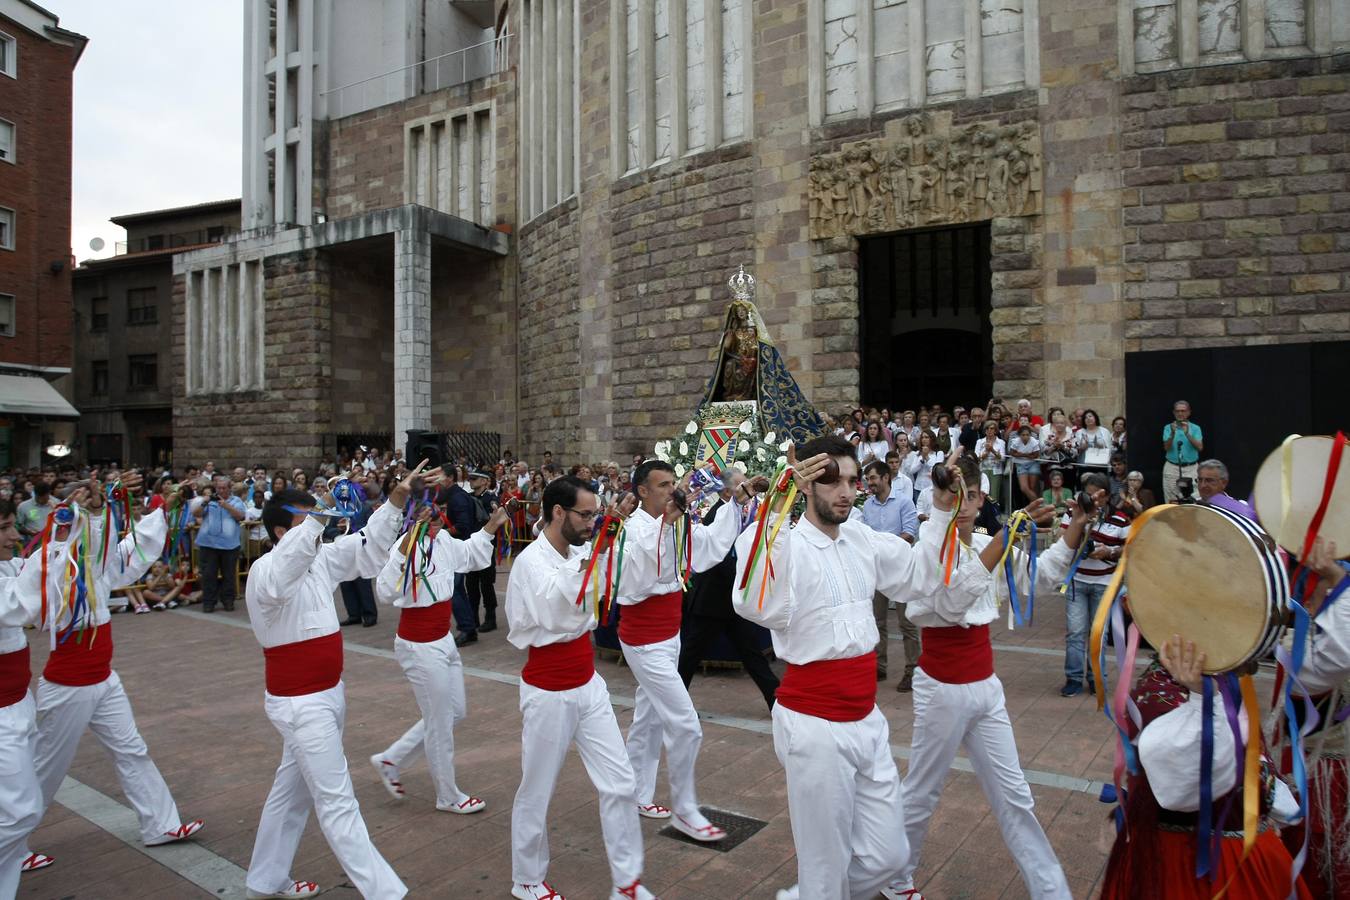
1126, 504, 1287, 674
1252, 435, 1350, 558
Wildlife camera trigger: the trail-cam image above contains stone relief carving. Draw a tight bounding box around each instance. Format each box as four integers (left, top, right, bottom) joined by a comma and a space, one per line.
808, 110, 1043, 240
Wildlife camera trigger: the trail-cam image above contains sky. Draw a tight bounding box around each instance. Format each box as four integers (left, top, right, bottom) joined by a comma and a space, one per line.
47, 1, 243, 261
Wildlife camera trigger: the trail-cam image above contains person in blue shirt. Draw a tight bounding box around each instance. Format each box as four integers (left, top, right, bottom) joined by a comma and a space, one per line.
861, 460, 921, 691
1161, 399, 1204, 503
192, 474, 246, 613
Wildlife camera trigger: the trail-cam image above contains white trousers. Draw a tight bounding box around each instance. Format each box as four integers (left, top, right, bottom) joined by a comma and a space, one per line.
511, 673, 642, 887
621, 634, 704, 818
899, 669, 1070, 899
772, 703, 908, 900
0, 694, 42, 899
379, 634, 469, 808
33, 672, 181, 844
246, 681, 407, 900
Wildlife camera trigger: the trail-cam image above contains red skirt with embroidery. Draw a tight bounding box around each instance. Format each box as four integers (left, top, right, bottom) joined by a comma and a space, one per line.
1102, 828, 1311, 900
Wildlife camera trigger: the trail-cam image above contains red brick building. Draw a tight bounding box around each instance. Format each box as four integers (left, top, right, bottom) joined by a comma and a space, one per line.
0, 0, 84, 467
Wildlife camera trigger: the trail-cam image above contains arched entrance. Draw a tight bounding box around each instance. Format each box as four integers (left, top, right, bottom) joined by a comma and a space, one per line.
858, 223, 993, 410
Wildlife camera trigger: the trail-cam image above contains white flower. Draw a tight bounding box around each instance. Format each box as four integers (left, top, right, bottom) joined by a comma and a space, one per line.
675, 463, 687, 477
755, 447, 766, 460
732, 461, 748, 473
679, 441, 689, 456
655, 447, 670, 462
778, 439, 792, 452
739, 419, 753, 434
685, 421, 698, 435
775, 455, 788, 467
763, 431, 776, 445
738, 440, 750, 453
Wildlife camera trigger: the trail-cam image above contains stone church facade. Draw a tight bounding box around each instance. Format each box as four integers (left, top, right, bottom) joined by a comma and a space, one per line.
172, 0, 1350, 469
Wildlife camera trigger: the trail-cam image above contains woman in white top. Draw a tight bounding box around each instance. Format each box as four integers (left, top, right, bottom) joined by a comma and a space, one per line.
1075, 409, 1113, 472
857, 421, 891, 467
974, 420, 1007, 509
902, 430, 944, 502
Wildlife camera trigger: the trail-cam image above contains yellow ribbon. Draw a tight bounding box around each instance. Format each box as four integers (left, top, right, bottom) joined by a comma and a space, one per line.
1090, 503, 1172, 707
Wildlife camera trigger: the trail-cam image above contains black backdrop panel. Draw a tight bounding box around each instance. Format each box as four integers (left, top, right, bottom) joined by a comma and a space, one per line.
1125, 340, 1350, 501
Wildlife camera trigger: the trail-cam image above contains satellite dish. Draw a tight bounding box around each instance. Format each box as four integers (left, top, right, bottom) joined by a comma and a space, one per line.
89, 237, 105, 252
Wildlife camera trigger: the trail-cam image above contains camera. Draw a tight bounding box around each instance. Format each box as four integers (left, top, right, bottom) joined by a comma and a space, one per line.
1175, 476, 1196, 504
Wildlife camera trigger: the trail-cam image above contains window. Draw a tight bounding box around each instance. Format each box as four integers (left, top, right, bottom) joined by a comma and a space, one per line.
0, 293, 13, 337
185, 258, 266, 394
0, 207, 12, 250
90, 296, 108, 332
1125, 0, 1350, 74
128, 354, 158, 390
126, 287, 158, 325
609, 0, 754, 175
0, 32, 14, 79
0, 119, 13, 163
145, 234, 165, 251
91, 360, 108, 395
405, 105, 495, 225
518, 0, 580, 220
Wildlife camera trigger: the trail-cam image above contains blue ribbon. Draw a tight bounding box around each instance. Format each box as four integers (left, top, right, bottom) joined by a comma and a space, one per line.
1003, 519, 1038, 627
1279, 578, 1318, 899
1197, 675, 1215, 880
330, 478, 367, 519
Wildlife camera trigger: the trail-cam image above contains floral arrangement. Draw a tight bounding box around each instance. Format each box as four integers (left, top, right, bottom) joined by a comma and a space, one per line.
653, 416, 793, 480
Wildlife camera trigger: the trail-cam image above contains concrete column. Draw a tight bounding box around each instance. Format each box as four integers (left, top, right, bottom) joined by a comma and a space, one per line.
394, 228, 433, 441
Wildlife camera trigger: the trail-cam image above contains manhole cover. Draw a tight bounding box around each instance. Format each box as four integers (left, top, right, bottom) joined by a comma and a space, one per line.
658, 806, 768, 852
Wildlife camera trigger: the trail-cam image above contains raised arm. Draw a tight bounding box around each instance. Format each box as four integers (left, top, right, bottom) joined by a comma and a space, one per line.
732, 514, 794, 630
320, 500, 405, 583
105, 508, 169, 591
906, 505, 996, 623
690, 497, 743, 573
0, 541, 74, 627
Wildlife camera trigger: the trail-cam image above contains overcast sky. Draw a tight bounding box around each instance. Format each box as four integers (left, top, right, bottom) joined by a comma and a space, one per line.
48, 1, 243, 261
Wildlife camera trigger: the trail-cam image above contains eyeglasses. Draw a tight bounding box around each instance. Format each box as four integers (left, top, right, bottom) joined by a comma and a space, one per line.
564, 507, 599, 522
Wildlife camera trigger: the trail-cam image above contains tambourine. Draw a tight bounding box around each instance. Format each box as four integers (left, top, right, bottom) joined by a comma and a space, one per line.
1251, 435, 1350, 557
330, 478, 367, 518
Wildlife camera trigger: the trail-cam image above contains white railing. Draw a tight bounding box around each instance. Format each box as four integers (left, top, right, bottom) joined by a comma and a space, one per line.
321, 32, 512, 119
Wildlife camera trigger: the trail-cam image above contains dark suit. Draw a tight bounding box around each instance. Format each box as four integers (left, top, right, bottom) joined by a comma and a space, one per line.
677, 498, 780, 710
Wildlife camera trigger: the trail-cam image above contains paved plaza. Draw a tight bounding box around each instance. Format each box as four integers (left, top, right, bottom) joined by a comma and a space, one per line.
18, 568, 1135, 900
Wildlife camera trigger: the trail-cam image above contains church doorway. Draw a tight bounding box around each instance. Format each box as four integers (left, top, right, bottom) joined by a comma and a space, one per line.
858, 222, 993, 411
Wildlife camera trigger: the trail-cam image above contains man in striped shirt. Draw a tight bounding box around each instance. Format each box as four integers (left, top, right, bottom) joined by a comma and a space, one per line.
1059, 472, 1130, 697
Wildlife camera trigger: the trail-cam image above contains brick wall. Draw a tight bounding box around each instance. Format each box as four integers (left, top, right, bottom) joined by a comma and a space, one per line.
330, 251, 394, 434
430, 251, 516, 446
0, 19, 77, 370
172, 250, 333, 470
1121, 55, 1350, 352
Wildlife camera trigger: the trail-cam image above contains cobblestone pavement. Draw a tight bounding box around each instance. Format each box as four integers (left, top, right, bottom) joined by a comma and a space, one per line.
18, 566, 1133, 900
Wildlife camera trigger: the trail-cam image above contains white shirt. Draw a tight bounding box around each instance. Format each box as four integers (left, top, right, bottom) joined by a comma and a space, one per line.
975, 436, 1006, 469
889, 471, 915, 499
903, 450, 943, 491
905, 504, 1075, 629
375, 528, 495, 608
733, 515, 925, 664
245, 501, 401, 649
0, 548, 75, 654
615, 504, 741, 604
1295, 572, 1350, 696
857, 440, 890, 465
504, 534, 594, 649
1078, 426, 1112, 452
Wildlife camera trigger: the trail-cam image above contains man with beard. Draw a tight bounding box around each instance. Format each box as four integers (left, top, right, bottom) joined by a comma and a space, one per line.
506, 476, 654, 900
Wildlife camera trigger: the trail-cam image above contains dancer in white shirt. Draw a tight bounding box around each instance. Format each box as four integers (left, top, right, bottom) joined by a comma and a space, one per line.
243, 463, 425, 900
614, 461, 740, 841
882, 454, 1094, 900
735, 436, 925, 900
507, 475, 654, 900
369, 494, 509, 813
28, 476, 204, 863
0, 498, 73, 892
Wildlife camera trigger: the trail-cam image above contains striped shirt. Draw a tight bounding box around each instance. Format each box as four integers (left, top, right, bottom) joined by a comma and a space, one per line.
1059, 509, 1131, 585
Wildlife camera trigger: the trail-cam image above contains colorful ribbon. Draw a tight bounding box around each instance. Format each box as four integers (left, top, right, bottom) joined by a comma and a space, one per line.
737, 464, 797, 610
994, 511, 1037, 628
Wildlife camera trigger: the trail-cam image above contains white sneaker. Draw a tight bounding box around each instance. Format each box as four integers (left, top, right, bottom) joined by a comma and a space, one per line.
511, 882, 565, 900
671, 812, 726, 842
611, 879, 656, 900
144, 819, 204, 846
369, 754, 404, 799
438, 795, 486, 814
774, 887, 799, 900
879, 883, 925, 900
245, 880, 321, 899
636, 803, 671, 819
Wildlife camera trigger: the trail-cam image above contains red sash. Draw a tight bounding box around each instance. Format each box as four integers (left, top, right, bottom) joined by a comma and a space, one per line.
776, 652, 877, 722
522, 634, 595, 691
397, 603, 453, 643
917, 624, 994, 684
263, 632, 344, 697
617, 590, 682, 646
43, 623, 114, 687
0, 646, 31, 708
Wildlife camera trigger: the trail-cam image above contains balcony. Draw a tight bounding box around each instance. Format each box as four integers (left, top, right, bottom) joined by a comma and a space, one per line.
322, 32, 512, 120
115, 227, 237, 256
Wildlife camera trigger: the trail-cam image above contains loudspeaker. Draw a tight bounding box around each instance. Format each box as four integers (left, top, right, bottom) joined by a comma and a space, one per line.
405, 430, 448, 471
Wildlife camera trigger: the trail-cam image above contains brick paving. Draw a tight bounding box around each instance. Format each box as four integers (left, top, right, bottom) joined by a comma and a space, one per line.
18, 567, 1123, 900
